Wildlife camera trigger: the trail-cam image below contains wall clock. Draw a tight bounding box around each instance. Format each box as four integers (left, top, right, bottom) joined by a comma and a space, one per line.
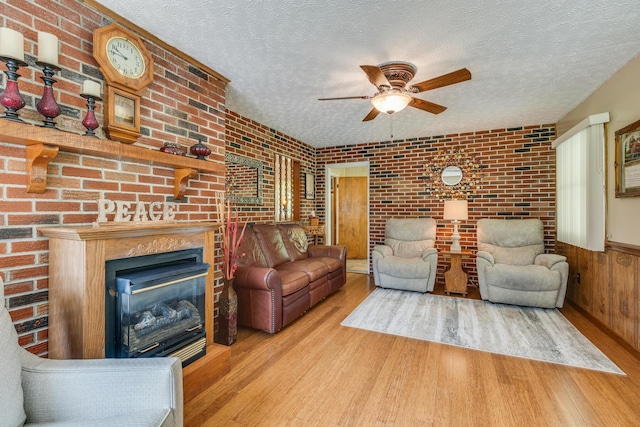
93, 24, 154, 144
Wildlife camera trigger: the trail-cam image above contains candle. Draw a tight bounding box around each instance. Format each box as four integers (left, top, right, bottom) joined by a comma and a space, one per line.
37, 31, 59, 66
0, 27, 24, 62
81, 80, 101, 98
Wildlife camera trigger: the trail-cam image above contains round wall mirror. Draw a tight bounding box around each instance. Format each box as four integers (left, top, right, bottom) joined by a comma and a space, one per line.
441, 165, 463, 186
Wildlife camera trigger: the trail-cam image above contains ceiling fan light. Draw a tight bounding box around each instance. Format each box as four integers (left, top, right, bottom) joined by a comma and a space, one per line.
371, 92, 412, 114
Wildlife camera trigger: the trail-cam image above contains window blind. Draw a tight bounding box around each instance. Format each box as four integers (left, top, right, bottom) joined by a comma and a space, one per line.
554, 113, 608, 251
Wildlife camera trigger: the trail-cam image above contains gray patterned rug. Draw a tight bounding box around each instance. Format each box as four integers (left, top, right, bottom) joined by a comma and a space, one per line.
341, 288, 624, 375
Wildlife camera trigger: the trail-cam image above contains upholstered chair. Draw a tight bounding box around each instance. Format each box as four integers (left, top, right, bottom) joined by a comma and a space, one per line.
476, 218, 568, 308
0, 276, 183, 427
372, 218, 438, 292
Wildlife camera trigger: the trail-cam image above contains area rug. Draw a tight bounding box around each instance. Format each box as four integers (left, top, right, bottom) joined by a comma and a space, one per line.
341, 288, 624, 375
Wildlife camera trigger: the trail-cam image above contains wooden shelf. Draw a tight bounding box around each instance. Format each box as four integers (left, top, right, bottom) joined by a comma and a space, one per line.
0, 120, 224, 199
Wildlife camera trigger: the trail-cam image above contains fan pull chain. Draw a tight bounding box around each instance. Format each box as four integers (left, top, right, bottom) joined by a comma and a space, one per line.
390, 114, 394, 139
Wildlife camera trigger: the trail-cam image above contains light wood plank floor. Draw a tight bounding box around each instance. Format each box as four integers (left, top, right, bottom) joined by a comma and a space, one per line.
185, 273, 640, 426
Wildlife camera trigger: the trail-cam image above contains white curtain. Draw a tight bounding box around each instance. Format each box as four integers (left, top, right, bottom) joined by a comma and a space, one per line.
554, 113, 608, 251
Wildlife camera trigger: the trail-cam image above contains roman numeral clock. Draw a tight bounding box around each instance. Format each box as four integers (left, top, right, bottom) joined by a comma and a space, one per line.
93, 24, 154, 144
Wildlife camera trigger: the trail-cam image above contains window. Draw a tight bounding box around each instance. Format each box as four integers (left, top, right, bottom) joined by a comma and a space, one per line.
274, 154, 300, 221
553, 113, 609, 251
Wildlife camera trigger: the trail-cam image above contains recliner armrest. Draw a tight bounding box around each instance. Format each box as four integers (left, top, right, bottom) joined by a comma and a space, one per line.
535, 253, 567, 269
421, 247, 437, 261
372, 244, 393, 257
20, 350, 183, 425
476, 250, 494, 266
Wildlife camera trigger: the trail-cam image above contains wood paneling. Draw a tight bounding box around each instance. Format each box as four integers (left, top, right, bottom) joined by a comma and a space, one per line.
611, 252, 636, 345
562, 241, 640, 352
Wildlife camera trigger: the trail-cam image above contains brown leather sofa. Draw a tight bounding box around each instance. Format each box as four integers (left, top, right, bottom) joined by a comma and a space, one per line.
234, 223, 347, 333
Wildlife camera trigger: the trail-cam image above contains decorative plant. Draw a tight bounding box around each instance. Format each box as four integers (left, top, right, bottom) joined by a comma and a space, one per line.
215, 177, 246, 280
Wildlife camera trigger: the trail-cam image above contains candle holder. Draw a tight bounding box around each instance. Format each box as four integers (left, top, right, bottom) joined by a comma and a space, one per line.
0, 56, 28, 122
80, 93, 102, 137
189, 138, 212, 160
35, 62, 62, 128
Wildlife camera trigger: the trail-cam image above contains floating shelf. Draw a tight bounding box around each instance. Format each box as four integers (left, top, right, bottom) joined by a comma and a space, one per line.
0, 120, 224, 199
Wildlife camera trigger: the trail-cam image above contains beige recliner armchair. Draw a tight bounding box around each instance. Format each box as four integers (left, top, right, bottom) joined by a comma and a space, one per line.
476, 218, 568, 308
0, 276, 183, 427
372, 218, 438, 293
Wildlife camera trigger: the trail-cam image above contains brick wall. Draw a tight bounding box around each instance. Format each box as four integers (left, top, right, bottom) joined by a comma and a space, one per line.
316, 125, 557, 285
1, 1, 225, 356
225, 111, 317, 222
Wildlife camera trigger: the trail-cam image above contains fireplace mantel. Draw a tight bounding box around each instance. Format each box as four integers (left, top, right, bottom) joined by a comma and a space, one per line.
0, 120, 223, 199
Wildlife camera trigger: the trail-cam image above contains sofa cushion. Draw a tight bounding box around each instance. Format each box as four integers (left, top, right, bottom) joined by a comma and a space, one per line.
278, 224, 309, 261
1, 281, 27, 427
253, 225, 290, 267
311, 256, 343, 272
278, 270, 310, 296
237, 226, 268, 268
277, 259, 329, 282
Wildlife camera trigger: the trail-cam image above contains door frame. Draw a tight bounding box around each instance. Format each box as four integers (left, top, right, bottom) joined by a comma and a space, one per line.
324, 161, 370, 272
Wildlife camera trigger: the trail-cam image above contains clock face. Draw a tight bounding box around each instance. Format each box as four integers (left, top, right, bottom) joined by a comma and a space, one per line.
105, 37, 146, 78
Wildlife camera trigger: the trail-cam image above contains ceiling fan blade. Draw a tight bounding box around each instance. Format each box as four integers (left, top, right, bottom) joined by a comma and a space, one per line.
409, 98, 448, 114
410, 68, 472, 93
318, 95, 372, 101
362, 108, 380, 122
360, 65, 391, 88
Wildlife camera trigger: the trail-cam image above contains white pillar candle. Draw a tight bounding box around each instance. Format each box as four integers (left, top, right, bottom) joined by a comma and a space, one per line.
37, 31, 59, 66
0, 27, 25, 62
81, 79, 102, 98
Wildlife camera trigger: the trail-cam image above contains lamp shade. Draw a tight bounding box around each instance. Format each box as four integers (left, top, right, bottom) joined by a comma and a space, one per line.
370, 92, 412, 114
443, 199, 468, 221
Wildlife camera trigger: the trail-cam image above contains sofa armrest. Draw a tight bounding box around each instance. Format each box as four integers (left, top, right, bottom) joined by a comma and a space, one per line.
476, 250, 494, 266
20, 350, 182, 425
535, 253, 567, 269
372, 244, 393, 258
308, 244, 347, 262
234, 265, 281, 291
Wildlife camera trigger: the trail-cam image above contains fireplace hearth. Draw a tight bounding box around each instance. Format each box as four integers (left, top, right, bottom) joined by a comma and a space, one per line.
106, 248, 209, 366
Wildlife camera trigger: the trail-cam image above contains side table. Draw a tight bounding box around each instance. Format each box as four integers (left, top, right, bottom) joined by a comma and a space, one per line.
302, 224, 325, 245
442, 250, 473, 296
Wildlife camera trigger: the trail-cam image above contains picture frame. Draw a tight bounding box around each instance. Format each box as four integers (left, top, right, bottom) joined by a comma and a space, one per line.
305, 173, 315, 199
615, 118, 640, 197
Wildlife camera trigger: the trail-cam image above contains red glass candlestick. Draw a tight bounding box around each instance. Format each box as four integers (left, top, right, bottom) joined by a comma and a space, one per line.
0, 56, 28, 122
35, 62, 62, 128
80, 94, 102, 137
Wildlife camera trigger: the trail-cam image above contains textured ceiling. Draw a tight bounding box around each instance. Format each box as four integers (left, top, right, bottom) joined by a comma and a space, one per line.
95, 0, 640, 148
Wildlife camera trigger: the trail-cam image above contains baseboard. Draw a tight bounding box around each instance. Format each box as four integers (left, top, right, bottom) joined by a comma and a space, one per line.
566, 300, 640, 362
182, 343, 231, 402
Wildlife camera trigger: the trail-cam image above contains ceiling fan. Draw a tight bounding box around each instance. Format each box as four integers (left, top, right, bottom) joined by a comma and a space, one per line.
319, 61, 471, 122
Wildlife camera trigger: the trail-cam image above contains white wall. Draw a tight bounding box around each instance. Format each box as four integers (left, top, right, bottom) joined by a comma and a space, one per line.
556, 53, 640, 246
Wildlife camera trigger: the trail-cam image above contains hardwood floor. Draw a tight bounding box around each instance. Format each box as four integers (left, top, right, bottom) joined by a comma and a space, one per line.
185, 274, 640, 426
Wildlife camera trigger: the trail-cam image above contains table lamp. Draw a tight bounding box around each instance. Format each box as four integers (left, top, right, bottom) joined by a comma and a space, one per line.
443, 199, 468, 252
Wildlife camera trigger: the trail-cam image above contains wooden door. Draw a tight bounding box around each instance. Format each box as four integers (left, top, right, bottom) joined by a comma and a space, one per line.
337, 176, 368, 259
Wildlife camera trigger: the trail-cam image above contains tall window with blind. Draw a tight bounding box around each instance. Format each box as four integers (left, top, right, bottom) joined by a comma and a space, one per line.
553, 113, 609, 251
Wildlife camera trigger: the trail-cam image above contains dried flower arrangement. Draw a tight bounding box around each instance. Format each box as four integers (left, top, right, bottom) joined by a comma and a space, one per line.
214, 174, 246, 280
